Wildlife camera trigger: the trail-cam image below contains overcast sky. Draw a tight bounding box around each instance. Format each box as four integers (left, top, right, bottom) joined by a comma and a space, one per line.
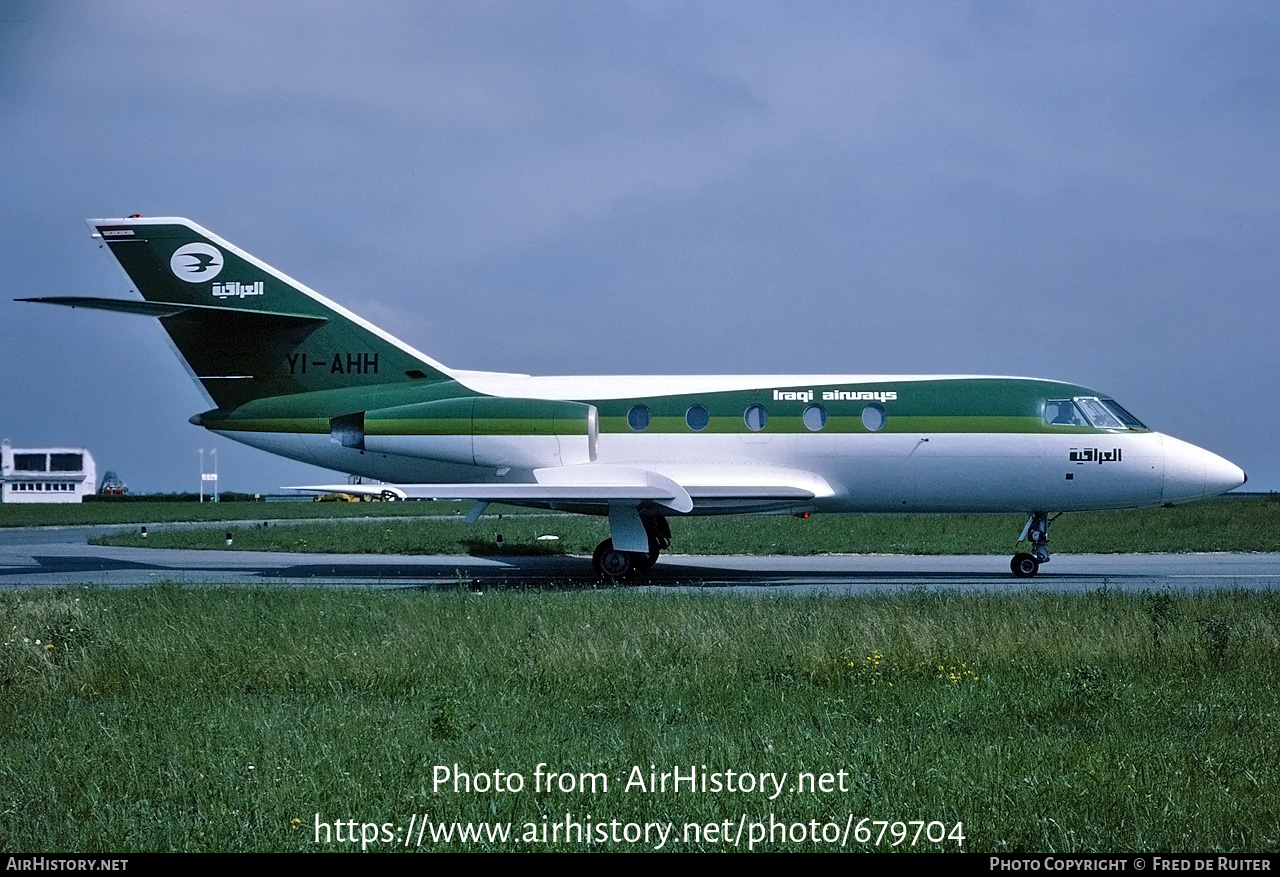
2, 1, 1276, 495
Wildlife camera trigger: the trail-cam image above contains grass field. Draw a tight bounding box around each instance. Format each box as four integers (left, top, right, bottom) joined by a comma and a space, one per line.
2, 585, 1277, 852
6, 495, 1277, 852
86, 494, 1280, 556
0, 498, 473, 528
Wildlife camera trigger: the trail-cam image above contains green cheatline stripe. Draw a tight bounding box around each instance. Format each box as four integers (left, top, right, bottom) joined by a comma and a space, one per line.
202, 417, 585, 436
598, 415, 1103, 435
372, 417, 473, 436
196, 377, 1144, 434
205, 418, 329, 434
205, 414, 1119, 436
877, 415, 1073, 434
372, 417, 587, 437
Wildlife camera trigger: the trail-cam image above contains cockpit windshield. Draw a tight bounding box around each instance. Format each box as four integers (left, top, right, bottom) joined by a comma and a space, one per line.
1044, 397, 1147, 430
1075, 398, 1125, 429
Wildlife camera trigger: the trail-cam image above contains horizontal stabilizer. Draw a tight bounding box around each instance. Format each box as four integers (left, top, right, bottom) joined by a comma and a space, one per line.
18, 296, 327, 325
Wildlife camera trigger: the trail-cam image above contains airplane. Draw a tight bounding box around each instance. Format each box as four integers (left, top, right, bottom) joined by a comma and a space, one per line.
21, 216, 1247, 579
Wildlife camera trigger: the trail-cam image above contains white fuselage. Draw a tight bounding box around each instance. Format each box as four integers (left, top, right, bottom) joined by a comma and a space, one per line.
215, 373, 1245, 516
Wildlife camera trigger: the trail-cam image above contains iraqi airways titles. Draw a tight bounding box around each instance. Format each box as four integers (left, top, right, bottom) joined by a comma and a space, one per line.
773, 389, 897, 403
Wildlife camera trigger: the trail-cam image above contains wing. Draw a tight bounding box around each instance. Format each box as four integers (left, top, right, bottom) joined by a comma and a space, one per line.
289, 464, 833, 515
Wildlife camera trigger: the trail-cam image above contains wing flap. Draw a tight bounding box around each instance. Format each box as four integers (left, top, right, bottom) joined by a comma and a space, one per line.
292, 483, 684, 502
685, 485, 817, 499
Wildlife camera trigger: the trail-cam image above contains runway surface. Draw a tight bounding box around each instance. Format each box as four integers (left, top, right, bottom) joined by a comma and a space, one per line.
1, 523, 1278, 593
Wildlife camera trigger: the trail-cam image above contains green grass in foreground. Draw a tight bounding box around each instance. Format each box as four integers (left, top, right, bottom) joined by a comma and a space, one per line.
91, 495, 1280, 555
2, 586, 1278, 852
0, 498, 476, 528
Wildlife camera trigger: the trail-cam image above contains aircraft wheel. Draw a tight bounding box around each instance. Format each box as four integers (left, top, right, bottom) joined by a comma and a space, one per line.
593, 539, 634, 579
630, 538, 662, 573
1010, 553, 1040, 578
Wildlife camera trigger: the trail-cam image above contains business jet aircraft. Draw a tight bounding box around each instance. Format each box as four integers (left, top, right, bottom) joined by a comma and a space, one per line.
23, 217, 1246, 578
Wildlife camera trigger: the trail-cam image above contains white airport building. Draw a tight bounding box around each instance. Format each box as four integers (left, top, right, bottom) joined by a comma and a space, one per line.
1, 439, 97, 503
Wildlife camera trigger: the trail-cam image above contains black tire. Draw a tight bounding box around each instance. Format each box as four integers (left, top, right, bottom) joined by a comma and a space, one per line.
630, 537, 662, 573
1010, 553, 1040, 578
593, 539, 633, 579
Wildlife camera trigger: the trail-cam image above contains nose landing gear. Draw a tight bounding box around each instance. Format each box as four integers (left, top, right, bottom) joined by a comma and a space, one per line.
1010, 552, 1040, 577
1011, 511, 1059, 578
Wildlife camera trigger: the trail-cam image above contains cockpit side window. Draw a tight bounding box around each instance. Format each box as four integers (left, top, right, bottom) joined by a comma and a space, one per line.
1075, 397, 1126, 429
1044, 399, 1087, 427
1101, 400, 1146, 430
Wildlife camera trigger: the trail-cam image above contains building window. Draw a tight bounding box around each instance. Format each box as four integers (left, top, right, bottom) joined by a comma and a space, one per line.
50, 454, 83, 472
14, 454, 45, 472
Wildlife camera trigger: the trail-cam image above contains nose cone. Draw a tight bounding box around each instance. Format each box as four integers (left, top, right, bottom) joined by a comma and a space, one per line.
1206, 451, 1248, 496
1161, 434, 1247, 504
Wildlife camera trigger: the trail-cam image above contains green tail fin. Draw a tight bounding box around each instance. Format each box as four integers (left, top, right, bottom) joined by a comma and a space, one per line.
71, 217, 454, 409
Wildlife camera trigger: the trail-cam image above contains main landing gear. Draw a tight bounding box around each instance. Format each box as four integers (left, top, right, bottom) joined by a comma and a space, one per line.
593, 515, 671, 580
1010, 511, 1059, 578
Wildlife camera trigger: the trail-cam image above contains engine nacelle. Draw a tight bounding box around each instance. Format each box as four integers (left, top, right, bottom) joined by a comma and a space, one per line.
341, 396, 598, 469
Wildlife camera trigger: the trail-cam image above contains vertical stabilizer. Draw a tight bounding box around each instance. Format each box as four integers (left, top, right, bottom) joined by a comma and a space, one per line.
82, 217, 454, 408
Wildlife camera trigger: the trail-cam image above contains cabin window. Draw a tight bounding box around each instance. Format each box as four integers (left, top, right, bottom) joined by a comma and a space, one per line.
1044, 399, 1087, 427
802, 404, 827, 431
626, 405, 651, 431
861, 404, 886, 432
685, 404, 710, 431
744, 404, 768, 432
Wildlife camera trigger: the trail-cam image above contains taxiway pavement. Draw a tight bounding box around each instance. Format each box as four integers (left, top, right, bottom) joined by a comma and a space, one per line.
1, 523, 1277, 593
